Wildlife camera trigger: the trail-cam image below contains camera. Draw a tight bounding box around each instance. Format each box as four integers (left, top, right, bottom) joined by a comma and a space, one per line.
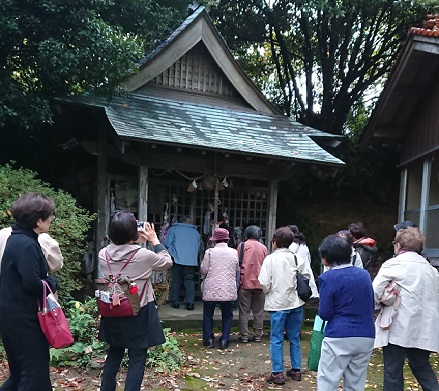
137, 221, 145, 231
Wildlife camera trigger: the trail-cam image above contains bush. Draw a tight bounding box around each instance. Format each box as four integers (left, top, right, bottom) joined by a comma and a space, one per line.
50, 299, 184, 373
0, 163, 96, 303
49, 297, 107, 368
146, 327, 185, 373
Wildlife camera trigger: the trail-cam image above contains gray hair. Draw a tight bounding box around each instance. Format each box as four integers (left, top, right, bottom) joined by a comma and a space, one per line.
180, 216, 193, 224
244, 225, 262, 240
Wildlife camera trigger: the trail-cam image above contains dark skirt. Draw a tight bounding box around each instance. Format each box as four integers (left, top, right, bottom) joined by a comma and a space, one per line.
98, 301, 165, 349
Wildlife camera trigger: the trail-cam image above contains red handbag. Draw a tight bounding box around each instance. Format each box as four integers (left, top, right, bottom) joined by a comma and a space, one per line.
37, 280, 74, 349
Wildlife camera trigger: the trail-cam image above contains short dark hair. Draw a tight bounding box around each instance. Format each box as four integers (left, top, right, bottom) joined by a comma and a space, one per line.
244, 225, 262, 240
272, 227, 294, 248
12, 192, 55, 229
337, 230, 354, 245
348, 222, 366, 240
319, 234, 352, 266
288, 224, 306, 244
108, 210, 139, 245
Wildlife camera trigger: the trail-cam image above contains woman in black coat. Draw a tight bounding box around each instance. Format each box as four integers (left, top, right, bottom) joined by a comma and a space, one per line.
0, 192, 58, 391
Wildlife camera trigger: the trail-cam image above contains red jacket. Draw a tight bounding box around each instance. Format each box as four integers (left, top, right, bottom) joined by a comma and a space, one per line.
238, 239, 268, 290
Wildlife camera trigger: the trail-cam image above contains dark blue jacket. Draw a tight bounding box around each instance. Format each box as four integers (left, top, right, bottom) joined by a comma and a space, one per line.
318, 265, 375, 339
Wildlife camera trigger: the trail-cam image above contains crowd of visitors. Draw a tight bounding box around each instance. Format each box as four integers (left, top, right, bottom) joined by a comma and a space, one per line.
1, 194, 438, 391
194, 220, 439, 391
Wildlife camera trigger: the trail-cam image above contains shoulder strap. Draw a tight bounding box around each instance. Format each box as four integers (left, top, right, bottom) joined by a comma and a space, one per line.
293, 254, 298, 267
105, 248, 141, 278
239, 241, 245, 266
105, 248, 149, 300
139, 279, 149, 300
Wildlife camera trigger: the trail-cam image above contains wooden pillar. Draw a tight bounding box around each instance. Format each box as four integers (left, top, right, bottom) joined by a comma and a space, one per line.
96, 125, 108, 251
266, 179, 278, 252
398, 169, 407, 223
138, 165, 148, 221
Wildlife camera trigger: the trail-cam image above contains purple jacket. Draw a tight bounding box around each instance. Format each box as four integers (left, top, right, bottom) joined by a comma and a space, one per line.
200, 243, 239, 302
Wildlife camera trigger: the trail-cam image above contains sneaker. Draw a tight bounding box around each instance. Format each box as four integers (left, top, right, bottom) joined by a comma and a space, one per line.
265, 372, 286, 384
252, 335, 262, 342
286, 369, 301, 381
219, 340, 229, 349
203, 339, 215, 348
239, 336, 249, 343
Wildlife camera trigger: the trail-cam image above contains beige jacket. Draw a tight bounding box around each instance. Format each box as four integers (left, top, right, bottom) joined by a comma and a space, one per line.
373, 251, 439, 352
259, 247, 311, 311
0, 227, 63, 273
98, 243, 172, 306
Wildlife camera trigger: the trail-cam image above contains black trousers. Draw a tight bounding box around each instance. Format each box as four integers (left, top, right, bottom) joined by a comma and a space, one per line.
0, 322, 51, 391
169, 264, 195, 305
100, 346, 148, 391
383, 343, 439, 391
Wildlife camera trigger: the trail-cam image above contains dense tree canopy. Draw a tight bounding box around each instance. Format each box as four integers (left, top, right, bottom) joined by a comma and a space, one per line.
0, 0, 185, 129
2, 0, 437, 137
209, 0, 436, 134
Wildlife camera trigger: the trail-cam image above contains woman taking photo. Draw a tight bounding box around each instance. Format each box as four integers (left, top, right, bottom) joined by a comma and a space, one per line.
98, 211, 172, 391
0, 192, 58, 390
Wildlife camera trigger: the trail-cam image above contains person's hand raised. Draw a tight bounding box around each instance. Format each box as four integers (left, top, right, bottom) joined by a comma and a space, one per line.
138, 222, 160, 246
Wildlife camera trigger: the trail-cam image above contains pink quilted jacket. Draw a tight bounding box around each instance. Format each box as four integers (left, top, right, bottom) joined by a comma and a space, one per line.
200, 243, 239, 302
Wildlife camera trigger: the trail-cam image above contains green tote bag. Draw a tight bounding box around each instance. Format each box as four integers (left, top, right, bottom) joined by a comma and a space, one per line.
307, 314, 327, 371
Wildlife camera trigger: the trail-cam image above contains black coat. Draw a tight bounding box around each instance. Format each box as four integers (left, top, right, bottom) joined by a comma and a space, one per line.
0, 224, 57, 314
0, 224, 57, 391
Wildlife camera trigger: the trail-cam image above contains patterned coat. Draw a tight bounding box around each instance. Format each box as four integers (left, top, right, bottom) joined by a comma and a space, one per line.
200, 243, 239, 302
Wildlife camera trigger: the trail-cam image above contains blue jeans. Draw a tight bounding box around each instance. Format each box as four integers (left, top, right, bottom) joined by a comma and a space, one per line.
203, 301, 234, 342
169, 264, 195, 305
100, 346, 148, 391
269, 306, 303, 373
383, 343, 439, 391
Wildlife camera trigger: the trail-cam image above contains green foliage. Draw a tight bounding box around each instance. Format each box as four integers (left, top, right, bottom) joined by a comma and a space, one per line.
209, 0, 436, 134
49, 299, 184, 373
49, 298, 107, 367
0, 0, 183, 129
146, 327, 185, 373
344, 100, 374, 142
0, 163, 95, 303
98, 0, 184, 55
